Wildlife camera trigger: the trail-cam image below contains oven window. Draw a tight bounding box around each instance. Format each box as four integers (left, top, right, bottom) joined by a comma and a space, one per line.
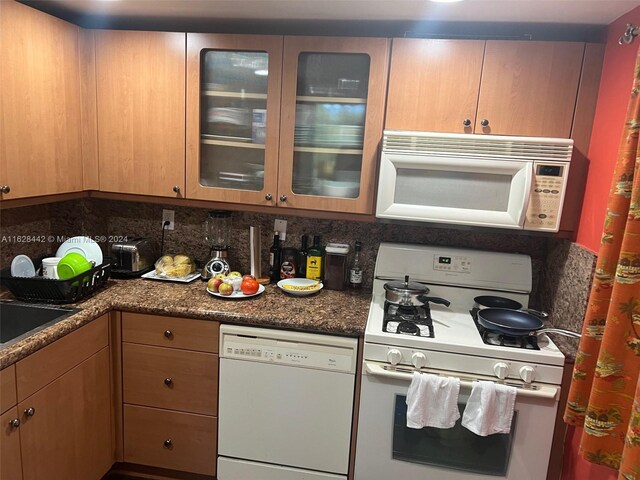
394, 169, 511, 211
392, 395, 516, 476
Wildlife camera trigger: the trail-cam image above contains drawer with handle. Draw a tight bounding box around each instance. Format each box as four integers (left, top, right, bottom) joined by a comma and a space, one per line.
124, 404, 217, 476
122, 312, 219, 353
123, 343, 218, 415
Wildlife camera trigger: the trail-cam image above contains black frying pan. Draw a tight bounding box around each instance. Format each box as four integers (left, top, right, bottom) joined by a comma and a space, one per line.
474, 295, 548, 319
474, 295, 522, 310
477, 308, 581, 338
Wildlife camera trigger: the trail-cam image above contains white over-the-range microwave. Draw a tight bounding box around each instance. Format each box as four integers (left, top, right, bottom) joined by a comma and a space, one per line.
376, 131, 574, 232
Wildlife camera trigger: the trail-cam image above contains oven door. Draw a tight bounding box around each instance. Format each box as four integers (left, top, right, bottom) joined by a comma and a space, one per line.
376, 153, 533, 229
354, 361, 559, 480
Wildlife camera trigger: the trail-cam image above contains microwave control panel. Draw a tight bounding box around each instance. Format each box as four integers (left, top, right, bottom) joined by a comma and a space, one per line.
524, 161, 569, 232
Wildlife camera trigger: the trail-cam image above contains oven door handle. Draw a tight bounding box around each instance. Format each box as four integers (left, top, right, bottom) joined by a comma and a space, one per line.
364, 361, 558, 400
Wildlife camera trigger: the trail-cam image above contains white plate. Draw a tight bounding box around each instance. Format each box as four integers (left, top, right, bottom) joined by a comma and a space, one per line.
277, 278, 323, 296
207, 283, 265, 299
11, 255, 36, 277
142, 270, 201, 283
56, 236, 103, 265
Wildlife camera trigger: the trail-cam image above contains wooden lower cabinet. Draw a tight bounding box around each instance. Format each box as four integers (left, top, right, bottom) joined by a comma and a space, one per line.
1, 407, 23, 480
120, 314, 219, 477
18, 347, 112, 480
124, 404, 217, 476
123, 343, 218, 416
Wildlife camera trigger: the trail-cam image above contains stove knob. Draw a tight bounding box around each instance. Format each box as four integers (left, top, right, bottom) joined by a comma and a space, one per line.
519, 366, 536, 384
493, 362, 510, 380
411, 352, 427, 369
387, 349, 402, 365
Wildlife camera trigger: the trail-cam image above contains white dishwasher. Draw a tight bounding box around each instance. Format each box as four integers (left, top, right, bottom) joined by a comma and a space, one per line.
217, 324, 358, 480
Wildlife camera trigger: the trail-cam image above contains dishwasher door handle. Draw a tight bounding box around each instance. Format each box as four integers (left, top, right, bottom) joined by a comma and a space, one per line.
363, 361, 558, 401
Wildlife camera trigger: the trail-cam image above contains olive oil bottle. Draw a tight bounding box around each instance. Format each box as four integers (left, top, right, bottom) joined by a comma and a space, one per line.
305, 235, 323, 281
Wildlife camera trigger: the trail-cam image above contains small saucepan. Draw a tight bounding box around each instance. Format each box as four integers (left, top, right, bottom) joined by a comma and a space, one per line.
473, 295, 549, 319
384, 275, 430, 307
477, 308, 581, 338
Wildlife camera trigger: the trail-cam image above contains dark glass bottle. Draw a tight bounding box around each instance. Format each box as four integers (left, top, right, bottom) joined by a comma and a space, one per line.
268, 232, 281, 282
349, 241, 363, 289
296, 235, 308, 278
305, 235, 323, 281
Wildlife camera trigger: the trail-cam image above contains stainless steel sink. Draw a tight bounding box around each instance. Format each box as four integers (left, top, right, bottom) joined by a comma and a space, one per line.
0, 301, 79, 345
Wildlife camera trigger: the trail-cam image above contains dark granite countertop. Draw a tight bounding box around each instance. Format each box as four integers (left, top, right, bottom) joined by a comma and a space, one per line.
0, 277, 580, 369
0, 278, 371, 369
546, 334, 579, 363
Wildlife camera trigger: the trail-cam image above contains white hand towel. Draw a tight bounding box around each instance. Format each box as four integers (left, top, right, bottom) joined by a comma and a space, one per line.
461, 381, 517, 436
406, 372, 461, 429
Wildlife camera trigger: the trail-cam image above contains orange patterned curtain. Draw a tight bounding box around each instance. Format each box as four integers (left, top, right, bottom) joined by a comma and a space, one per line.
564, 47, 640, 478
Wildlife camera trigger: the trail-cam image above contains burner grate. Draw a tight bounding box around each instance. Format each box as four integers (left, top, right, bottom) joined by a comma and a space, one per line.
470, 309, 539, 350
383, 302, 435, 338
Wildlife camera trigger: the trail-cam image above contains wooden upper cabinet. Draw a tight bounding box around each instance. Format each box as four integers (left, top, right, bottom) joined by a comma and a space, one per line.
385, 38, 585, 138
476, 40, 584, 137
186, 35, 388, 215
95, 30, 186, 198
386, 39, 485, 133
0, 1, 83, 200
278, 36, 389, 214
186, 34, 283, 205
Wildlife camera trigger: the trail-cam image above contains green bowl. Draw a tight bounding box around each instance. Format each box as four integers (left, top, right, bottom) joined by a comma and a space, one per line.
57, 253, 92, 281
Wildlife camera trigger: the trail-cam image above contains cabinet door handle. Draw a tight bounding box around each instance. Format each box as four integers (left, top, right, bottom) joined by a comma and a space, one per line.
164, 377, 173, 387
265, 193, 272, 201
480, 119, 490, 127
463, 118, 472, 127
173, 186, 181, 193
24, 407, 35, 417
9, 418, 20, 428
1, 185, 10, 194
163, 439, 173, 448
279, 194, 287, 202
164, 330, 173, 339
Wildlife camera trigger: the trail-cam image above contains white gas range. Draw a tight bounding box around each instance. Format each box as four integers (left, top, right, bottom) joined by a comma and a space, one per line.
355, 243, 565, 480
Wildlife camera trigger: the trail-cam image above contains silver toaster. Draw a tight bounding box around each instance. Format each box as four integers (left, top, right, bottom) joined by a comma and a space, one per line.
110, 238, 158, 276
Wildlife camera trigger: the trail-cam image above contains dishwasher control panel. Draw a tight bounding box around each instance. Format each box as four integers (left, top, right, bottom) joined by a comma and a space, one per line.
220, 325, 357, 374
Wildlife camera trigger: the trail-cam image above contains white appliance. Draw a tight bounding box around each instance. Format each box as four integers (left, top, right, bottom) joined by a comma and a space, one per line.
376, 131, 573, 232
355, 243, 565, 480
217, 325, 358, 480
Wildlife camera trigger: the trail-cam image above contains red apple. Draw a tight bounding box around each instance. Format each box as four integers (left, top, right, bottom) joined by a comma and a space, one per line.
210, 278, 224, 293
242, 274, 256, 281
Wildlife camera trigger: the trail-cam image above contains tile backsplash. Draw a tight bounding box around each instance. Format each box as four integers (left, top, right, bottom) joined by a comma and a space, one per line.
1, 198, 597, 324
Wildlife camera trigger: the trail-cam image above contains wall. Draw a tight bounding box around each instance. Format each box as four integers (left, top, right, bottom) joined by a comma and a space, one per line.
575, 6, 640, 253
561, 6, 640, 480
60, 198, 553, 295
0, 200, 86, 268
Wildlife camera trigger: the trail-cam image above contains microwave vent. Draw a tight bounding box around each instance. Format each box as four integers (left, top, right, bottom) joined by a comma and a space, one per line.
382, 131, 573, 162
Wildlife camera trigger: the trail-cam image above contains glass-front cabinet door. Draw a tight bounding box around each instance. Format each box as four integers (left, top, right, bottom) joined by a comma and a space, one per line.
186, 34, 283, 204
278, 37, 389, 214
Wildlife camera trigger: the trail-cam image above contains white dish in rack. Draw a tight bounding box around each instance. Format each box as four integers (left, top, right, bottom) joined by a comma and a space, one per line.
11, 255, 36, 278
56, 236, 103, 265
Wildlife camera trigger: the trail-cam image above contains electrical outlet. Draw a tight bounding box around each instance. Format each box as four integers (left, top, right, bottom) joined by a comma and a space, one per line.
162, 209, 175, 231
274, 219, 287, 241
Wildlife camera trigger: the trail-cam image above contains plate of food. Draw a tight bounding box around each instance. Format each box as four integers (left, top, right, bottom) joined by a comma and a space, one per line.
207, 283, 265, 299
277, 278, 323, 296
142, 254, 199, 282
141, 270, 201, 283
